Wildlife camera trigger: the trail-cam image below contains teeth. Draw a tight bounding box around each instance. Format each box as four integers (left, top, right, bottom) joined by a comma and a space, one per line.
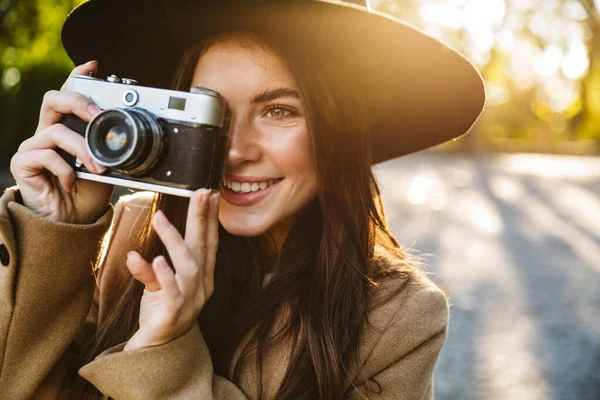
223, 178, 278, 194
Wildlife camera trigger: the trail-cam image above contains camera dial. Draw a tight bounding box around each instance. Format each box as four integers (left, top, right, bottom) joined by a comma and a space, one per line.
85, 108, 164, 176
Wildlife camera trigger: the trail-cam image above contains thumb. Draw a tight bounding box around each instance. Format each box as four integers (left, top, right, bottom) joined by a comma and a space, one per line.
126, 251, 161, 291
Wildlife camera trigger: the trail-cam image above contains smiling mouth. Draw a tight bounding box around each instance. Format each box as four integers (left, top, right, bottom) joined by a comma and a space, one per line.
222, 178, 284, 194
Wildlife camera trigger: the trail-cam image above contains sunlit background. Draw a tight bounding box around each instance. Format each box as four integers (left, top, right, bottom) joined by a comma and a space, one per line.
373, 0, 600, 155
1, 1, 599, 399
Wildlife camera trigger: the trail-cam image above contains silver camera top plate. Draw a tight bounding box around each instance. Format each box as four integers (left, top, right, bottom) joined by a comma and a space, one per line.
68, 75, 226, 128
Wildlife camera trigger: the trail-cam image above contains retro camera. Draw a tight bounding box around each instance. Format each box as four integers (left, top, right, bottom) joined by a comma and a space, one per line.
60, 74, 228, 197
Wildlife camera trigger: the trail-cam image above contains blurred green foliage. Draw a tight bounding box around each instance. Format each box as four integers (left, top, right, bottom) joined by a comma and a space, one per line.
1, 0, 599, 171
0, 0, 82, 167
378, 0, 600, 154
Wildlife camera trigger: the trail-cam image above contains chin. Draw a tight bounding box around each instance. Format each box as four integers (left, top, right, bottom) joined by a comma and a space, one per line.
220, 223, 266, 237
218, 214, 271, 238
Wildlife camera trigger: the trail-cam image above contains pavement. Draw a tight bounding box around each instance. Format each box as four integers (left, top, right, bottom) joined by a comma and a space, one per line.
375, 152, 600, 400
2, 152, 599, 400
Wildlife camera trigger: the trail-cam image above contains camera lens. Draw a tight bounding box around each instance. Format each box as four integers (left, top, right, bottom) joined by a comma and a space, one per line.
104, 127, 128, 151
86, 108, 163, 175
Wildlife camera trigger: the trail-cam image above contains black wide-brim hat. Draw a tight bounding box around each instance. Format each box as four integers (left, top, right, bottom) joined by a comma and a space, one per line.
62, 0, 485, 164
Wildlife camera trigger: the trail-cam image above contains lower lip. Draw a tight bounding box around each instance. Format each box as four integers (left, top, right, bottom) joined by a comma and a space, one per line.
220, 179, 282, 206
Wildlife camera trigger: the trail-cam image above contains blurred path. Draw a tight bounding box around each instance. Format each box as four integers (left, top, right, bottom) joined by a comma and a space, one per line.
375, 152, 600, 400
2, 152, 599, 399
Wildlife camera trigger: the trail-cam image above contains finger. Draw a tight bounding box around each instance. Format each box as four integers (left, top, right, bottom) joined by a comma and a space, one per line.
200, 192, 219, 301
38, 89, 101, 131
152, 256, 184, 316
60, 60, 98, 91
184, 188, 211, 264
152, 210, 197, 294
19, 124, 106, 174
184, 189, 211, 308
127, 251, 160, 292
11, 148, 77, 193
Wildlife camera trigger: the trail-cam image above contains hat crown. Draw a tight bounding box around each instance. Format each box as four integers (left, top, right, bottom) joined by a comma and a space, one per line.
342, 0, 369, 7
225, 0, 370, 8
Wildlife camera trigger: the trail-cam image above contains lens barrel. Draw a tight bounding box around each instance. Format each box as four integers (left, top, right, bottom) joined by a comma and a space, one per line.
86, 108, 163, 175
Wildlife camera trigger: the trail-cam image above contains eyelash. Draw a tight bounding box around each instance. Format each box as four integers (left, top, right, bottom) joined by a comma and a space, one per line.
263, 104, 298, 119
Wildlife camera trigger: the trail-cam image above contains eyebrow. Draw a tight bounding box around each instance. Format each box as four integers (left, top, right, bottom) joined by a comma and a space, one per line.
252, 88, 300, 103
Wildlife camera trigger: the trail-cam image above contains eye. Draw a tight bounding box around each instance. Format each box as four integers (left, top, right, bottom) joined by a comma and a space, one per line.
269, 108, 289, 118
264, 105, 296, 119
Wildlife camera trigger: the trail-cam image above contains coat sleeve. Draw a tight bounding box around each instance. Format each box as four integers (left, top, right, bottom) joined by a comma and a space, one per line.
345, 282, 450, 400
79, 323, 247, 399
0, 186, 113, 399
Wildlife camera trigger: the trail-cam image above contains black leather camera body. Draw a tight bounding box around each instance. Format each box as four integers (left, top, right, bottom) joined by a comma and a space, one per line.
60, 74, 228, 197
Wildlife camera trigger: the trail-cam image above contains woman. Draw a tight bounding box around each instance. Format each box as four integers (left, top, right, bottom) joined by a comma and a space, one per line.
0, 0, 485, 399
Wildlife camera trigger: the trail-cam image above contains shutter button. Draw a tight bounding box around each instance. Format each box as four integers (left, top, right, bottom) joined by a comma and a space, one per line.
0, 244, 9, 266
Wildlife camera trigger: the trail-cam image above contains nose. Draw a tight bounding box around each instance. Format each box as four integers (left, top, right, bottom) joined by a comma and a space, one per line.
225, 113, 262, 167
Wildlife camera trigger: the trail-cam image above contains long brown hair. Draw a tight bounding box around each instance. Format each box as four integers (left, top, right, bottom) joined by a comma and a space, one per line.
82, 27, 426, 399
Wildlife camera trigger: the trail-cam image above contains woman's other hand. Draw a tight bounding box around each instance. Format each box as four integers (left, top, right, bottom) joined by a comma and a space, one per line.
124, 189, 219, 351
9, 61, 114, 224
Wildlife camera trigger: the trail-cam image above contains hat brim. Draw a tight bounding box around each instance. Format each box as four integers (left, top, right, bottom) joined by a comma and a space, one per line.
62, 0, 485, 163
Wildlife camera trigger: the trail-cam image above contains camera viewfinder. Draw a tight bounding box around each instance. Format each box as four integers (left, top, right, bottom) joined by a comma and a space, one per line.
168, 97, 186, 111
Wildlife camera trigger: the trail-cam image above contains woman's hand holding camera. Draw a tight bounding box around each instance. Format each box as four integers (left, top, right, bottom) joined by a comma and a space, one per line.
9, 61, 113, 224
124, 189, 220, 351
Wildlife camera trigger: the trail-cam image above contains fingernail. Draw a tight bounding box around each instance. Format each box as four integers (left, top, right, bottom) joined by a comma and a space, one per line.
92, 160, 106, 173
84, 60, 97, 67
210, 192, 220, 204
71, 183, 78, 194
153, 255, 166, 268
127, 251, 139, 261
193, 188, 209, 203
87, 103, 101, 117
153, 210, 167, 226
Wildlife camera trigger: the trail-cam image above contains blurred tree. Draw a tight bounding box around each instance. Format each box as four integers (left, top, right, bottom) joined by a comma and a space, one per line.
575, 0, 600, 144
375, 0, 600, 154
0, 0, 79, 169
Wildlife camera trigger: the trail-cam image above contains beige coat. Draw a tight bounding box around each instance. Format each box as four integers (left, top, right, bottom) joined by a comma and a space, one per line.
0, 186, 449, 399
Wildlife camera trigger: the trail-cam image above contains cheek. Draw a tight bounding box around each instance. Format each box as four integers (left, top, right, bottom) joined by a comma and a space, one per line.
269, 131, 318, 217
270, 129, 315, 177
